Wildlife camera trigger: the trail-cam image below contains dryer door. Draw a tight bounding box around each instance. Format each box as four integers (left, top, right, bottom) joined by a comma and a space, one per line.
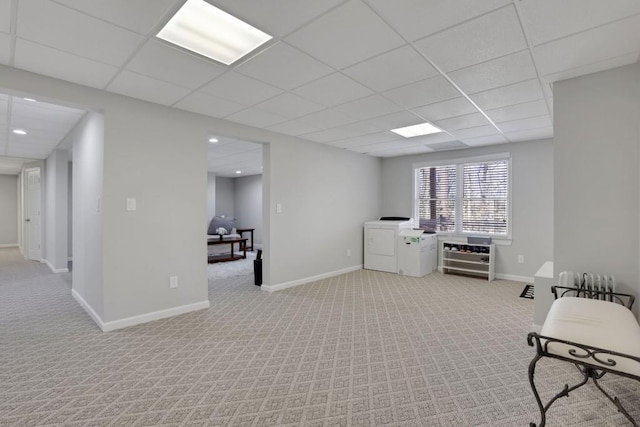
367, 228, 396, 256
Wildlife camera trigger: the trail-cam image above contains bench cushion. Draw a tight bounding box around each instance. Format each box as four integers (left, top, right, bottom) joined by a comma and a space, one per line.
541, 297, 640, 377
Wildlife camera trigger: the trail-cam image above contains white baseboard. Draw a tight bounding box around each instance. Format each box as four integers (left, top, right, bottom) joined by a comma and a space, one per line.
44, 259, 69, 273
0, 243, 18, 248
262, 264, 363, 292
72, 289, 210, 332
72, 289, 105, 330
495, 273, 532, 283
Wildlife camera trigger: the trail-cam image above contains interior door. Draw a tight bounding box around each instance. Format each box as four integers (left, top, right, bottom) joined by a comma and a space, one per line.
26, 168, 41, 261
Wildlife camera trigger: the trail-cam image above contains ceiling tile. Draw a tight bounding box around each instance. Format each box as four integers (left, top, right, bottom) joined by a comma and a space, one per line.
304, 121, 380, 143
496, 115, 552, 133
544, 52, 639, 84
426, 140, 470, 151
292, 73, 373, 107
52, 0, 177, 34
266, 119, 323, 136
107, 70, 191, 106
126, 40, 226, 89
286, 0, 405, 69
210, 0, 346, 37
200, 71, 282, 106
504, 126, 554, 143
225, 107, 288, 128
448, 50, 537, 94
0, 0, 10, 33
519, 0, 640, 46
469, 79, 544, 110
330, 131, 399, 149
449, 125, 500, 140
14, 39, 119, 89
0, 32, 10, 65
294, 109, 359, 132
367, 111, 424, 131
334, 95, 403, 121
235, 42, 333, 90
534, 14, 640, 77
486, 99, 549, 123
343, 45, 439, 92
367, 0, 510, 42
411, 97, 479, 122
415, 6, 526, 73
434, 112, 492, 131
173, 92, 246, 118
462, 134, 509, 147
256, 92, 324, 119
17, 0, 144, 66
383, 75, 460, 109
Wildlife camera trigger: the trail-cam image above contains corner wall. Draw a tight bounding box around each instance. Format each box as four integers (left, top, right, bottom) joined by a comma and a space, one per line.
44, 149, 69, 271
553, 62, 640, 317
0, 174, 19, 246
380, 139, 554, 280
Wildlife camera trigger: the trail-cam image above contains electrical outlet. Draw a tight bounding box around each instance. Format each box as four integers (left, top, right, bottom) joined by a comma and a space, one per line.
518, 255, 524, 264
347, 249, 351, 257
169, 276, 178, 288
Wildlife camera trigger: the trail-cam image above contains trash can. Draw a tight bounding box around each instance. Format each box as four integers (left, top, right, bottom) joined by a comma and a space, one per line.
254, 250, 262, 286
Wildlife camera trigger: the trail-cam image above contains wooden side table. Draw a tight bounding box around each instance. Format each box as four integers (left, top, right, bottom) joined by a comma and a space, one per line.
236, 228, 255, 251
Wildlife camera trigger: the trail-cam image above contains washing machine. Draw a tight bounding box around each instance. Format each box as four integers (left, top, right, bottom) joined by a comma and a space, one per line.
397, 230, 438, 277
364, 218, 414, 273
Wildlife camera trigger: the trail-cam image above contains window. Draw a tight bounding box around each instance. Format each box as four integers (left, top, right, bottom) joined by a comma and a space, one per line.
415, 156, 510, 236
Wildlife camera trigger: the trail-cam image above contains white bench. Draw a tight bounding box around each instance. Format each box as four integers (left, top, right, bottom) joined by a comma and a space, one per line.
527, 286, 640, 427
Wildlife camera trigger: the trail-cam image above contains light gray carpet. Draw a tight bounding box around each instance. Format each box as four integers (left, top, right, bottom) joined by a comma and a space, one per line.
1, 247, 639, 426
207, 251, 257, 281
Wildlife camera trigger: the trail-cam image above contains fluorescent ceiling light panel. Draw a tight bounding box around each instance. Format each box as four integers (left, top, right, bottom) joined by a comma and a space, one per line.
157, 0, 272, 65
13, 129, 27, 135
390, 122, 442, 138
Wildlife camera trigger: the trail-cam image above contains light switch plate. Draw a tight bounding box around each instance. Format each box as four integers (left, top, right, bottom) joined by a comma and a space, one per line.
126, 198, 136, 211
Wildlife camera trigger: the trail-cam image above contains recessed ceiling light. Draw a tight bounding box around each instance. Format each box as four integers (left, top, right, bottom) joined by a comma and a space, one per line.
235, 170, 242, 174
391, 122, 442, 138
157, 0, 272, 65
208, 137, 219, 143
23, 98, 36, 102
12, 129, 27, 135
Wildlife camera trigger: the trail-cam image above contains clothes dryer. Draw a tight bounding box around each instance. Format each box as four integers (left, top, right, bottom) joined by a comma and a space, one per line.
364, 219, 413, 273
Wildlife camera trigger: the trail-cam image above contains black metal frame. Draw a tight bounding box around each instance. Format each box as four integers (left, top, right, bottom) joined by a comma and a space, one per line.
527, 286, 640, 427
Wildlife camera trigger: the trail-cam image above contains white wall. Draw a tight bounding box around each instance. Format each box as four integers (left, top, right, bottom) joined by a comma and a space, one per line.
44, 149, 69, 271
215, 177, 235, 218
267, 140, 381, 288
0, 65, 382, 327
381, 140, 554, 280
0, 174, 19, 246
235, 174, 263, 248
554, 62, 640, 317
206, 172, 216, 223
71, 112, 105, 319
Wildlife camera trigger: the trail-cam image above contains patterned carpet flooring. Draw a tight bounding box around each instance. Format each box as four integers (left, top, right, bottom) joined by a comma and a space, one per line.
1, 247, 639, 426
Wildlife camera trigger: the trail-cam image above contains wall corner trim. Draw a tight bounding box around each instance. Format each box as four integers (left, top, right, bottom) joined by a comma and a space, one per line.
101, 300, 211, 332
72, 289, 105, 331
72, 290, 210, 332
261, 265, 363, 292
44, 259, 69, 274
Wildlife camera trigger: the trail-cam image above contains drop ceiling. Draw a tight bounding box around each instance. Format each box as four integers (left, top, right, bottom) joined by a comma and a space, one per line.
0, 93, 85, 174
1, 0, 639, 164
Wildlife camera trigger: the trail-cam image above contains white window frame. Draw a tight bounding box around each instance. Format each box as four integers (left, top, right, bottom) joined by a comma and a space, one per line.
412, 153, 512, 240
